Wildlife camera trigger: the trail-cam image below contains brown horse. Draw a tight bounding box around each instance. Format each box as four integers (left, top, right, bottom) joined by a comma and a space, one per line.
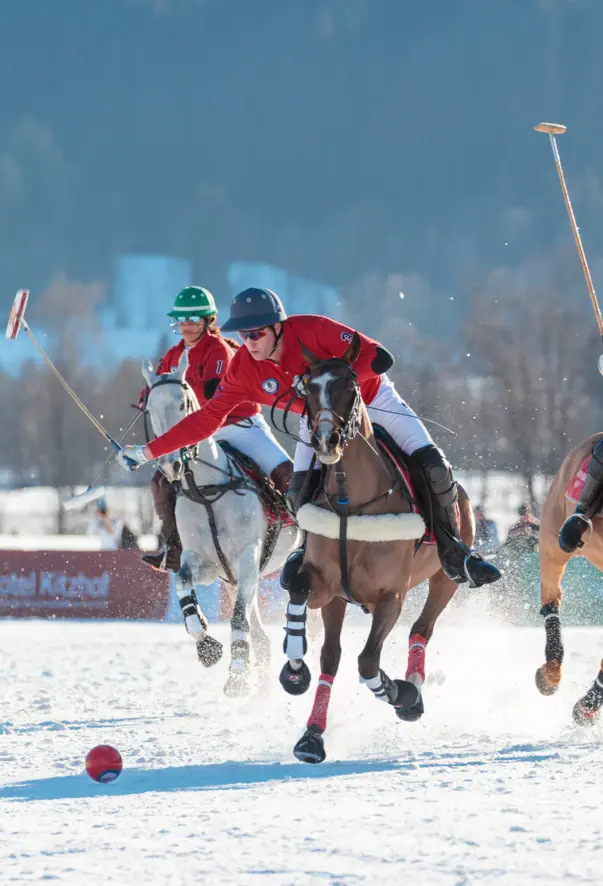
536, 432, 603, 724
278, 333, 477, 763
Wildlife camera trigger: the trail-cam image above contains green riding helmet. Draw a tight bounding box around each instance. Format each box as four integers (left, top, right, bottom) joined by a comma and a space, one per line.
167, 286, 217, 320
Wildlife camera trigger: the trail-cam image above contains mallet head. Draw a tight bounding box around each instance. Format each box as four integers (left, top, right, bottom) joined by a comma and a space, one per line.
534, 122, 567, 135
5, 289, 29, 340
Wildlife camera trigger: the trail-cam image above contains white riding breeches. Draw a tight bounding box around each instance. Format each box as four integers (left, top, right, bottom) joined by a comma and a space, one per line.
214, 413, 290, 476
293, 374, 434, 472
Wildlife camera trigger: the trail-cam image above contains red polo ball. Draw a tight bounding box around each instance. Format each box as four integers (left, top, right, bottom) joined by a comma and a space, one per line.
85, 745, 123, 783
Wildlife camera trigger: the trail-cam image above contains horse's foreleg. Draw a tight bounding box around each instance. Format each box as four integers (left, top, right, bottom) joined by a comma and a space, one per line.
535, 548, 569, 695
280, 565, 313, 697
401, 570, 457, 722
357, 590, 407, 715
293, 597, 347, 764
224, 572, 258, 698
573, 660, 603, 725
175, 554, 223, 667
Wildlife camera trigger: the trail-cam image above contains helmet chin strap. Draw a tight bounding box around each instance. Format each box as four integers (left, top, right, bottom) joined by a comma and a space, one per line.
183, 318, 208, 345
268, 324, 282, 357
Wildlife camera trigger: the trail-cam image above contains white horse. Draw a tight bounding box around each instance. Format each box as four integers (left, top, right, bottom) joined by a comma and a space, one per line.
142, 352, 302, 696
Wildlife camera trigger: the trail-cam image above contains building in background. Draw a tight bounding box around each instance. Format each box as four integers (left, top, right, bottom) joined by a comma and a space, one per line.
1, 257, 343, 376
100, 254, 192, 365
226, 262, 341, 319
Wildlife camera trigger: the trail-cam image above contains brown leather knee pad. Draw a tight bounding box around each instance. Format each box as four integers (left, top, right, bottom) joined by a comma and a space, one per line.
150, 470, 177, 527
270, 460, 293, 494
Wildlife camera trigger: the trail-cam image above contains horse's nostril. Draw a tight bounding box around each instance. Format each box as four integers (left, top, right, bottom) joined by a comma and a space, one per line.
173, 460, 182, 474
328, 431, 340, 447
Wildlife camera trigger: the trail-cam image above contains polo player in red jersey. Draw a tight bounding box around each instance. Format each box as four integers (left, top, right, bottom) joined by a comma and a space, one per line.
120, 287, 501, 588
139, 286, 291, 571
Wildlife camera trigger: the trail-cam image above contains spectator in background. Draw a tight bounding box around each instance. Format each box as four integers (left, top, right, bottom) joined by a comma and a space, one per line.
505, 503, 540, 553
87, 498, 124, 551
474, 504, 500, 552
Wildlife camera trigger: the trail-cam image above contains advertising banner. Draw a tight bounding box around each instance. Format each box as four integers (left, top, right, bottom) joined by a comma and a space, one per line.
0, 551, 170, 620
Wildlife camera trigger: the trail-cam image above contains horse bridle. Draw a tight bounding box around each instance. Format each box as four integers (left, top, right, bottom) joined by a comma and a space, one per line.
304, 360, 363, 451
142, 375, 197, 447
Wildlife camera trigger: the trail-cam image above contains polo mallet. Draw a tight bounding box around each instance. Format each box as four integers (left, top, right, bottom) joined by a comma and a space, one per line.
534, 123, 603, 375
62, 410, 142, 510
5, 289, 139, 467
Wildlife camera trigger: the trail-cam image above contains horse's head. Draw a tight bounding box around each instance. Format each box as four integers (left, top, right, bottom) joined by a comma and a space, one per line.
299, 332, 363, 465
142, 350, 199, 482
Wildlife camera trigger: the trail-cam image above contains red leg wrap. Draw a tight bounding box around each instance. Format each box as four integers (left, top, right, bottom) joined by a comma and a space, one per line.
307, 673, 334, 732
406, 633, 427, 683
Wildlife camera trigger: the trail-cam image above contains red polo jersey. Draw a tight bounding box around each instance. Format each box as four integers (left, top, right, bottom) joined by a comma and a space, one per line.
142, 331, 258, 422
147, 315, 384, 458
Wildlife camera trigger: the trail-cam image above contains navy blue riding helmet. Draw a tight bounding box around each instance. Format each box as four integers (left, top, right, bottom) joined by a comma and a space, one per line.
220, 288, 287, 332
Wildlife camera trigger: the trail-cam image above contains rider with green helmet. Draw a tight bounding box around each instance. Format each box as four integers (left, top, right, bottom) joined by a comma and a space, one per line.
141, 286, 291, 571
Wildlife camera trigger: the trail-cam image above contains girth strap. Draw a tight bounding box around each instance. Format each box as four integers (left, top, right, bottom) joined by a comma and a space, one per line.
334, 469, 369, 615
178, 463, 246, 585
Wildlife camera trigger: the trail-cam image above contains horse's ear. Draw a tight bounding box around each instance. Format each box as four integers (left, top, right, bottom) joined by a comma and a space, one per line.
341, 331, 362, 365
142, 360, 155, 387
177, 348, 189, 379
299, 340, 319, 368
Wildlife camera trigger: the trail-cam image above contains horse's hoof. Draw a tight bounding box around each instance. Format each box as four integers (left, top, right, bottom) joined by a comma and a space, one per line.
393, 679, 424, 722
279, 660, 311, 696
223, 671, 250, 698
196, 635, 223, 667
535, 664, 560, 696
294, 726, 326, 764
572, 699, 601, 727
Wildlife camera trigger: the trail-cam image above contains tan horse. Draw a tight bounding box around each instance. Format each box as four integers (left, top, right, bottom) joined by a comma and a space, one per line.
278, 334, 477, 763
536, 432, 603, 724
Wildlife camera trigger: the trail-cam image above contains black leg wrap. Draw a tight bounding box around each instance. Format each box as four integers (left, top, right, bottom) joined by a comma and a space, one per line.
573, 671, 603, 725
364, 669, 400, 705
179, 590, 209, 632
541, 602, 564, 664
282, 611, 308, 657
280, 548, 309, 594
179, 592, 198, 619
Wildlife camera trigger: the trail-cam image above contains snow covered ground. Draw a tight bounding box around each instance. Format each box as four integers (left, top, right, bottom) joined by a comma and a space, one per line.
0, 604, 602, 885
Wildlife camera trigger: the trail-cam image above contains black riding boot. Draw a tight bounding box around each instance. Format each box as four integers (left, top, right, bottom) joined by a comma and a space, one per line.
142, 470, 182, 572
280, 469, 321, 591
558, 440, 603, 553
408, 445, 501, 587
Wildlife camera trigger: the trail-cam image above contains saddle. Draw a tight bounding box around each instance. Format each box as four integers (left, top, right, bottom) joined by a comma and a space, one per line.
217, 441, 295, 529
372, 424, 436, 546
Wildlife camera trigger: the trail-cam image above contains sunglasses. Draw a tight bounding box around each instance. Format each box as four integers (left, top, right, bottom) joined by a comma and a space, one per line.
176, 316, 204, 324
238, 327, 269, 342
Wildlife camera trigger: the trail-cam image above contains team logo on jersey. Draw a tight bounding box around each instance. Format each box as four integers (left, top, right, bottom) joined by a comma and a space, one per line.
341, 331, 353, 343
262, 378, 279, 395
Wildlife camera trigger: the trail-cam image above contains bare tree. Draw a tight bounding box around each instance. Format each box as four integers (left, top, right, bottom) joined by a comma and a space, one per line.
464, 286, 596, 507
